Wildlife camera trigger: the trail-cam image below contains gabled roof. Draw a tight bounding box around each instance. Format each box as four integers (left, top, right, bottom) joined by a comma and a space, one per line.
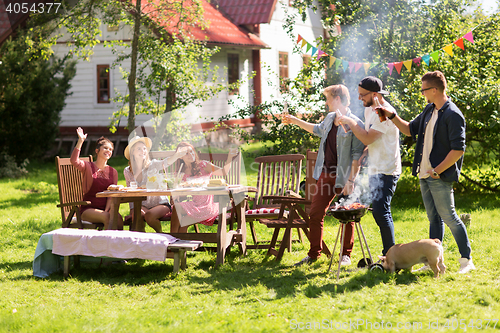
160, 0, 268, 48
216, 0, 278, 25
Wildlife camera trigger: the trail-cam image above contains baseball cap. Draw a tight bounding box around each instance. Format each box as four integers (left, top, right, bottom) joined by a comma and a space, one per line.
358, 76, 389, 95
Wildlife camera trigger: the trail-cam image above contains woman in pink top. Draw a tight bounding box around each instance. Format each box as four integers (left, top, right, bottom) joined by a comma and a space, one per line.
170, 142, 238, 232
70, 127, 122, 229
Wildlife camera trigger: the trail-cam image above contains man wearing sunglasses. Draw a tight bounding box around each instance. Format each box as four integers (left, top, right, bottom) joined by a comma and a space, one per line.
378, 70, 474, 274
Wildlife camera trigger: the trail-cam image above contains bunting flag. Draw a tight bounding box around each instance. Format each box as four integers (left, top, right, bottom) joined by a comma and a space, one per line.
394, 62, 403, 74
329, 56, 336, 68
422, 54, 431, 66
403, 60, 412, 71
388, 63, 394, 75
363, 62, 371, 74
295, 27, 476, 75
355, 62, 363, 73
454, 38, 465, 50
443, 44, 454, 57
463, 31, 474, 43
430, 50, 440, 63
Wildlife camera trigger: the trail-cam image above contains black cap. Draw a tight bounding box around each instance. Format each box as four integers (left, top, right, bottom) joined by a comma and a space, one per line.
358, 76, 389, 95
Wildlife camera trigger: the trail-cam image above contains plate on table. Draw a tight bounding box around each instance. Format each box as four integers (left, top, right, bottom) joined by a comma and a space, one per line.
205, 186, 228, 190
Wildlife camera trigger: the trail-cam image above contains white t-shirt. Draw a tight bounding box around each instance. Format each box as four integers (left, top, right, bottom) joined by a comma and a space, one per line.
419, 108, 439, 178
364, 100, 402, 176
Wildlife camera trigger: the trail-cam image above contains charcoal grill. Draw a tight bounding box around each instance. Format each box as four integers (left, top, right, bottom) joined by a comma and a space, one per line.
327, 205, 384, 281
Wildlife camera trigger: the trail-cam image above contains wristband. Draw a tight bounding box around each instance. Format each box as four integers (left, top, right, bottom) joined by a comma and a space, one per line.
388, 112, 396, 120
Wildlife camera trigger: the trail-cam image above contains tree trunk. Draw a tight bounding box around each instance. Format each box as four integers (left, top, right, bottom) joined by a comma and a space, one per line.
127, 0, 141, 135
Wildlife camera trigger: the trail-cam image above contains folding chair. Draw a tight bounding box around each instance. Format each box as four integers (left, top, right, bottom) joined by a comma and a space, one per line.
55, 156, 104, 230
245, 154, 305, 250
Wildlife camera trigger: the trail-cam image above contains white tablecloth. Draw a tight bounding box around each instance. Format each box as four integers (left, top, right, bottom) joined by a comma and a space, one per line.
33, 229, 178, 278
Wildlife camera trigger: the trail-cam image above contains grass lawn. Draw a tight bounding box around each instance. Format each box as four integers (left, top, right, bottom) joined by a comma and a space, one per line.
1, 143, 500, 332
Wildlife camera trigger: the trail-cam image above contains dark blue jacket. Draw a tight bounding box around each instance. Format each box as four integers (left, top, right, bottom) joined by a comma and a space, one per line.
409, 98, 466, 182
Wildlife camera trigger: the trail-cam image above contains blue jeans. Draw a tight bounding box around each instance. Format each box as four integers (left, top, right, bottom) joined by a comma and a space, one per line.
419, 177, 471, 259
369, 174, 399, 255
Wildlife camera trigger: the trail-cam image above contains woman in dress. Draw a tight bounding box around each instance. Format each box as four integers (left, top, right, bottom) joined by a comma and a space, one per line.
170, 142, 238, 232
123, 136, 175, 233
70, 127, 123, 229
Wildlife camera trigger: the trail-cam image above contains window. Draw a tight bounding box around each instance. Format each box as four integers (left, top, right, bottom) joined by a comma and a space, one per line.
227, 53, 239, 95
97, 65, 110, 103
279, 52, 289, 92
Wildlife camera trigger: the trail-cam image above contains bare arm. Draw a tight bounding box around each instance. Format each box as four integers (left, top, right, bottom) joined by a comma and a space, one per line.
378, 108, 411, 136
428, 150, 465, 178
210, 148, 238, 177
338, 116, 383, 146
343, 159, 361, 195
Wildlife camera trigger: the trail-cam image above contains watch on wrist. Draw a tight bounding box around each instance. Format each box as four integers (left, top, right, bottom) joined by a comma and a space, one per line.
432, 169, 439, 177
388, 112, 396, 120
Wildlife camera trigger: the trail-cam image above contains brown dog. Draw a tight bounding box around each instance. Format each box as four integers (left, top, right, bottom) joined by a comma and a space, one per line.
378, 239, 446, 278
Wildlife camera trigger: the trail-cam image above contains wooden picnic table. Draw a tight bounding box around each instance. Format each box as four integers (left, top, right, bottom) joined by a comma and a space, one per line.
96, 185, 256, 265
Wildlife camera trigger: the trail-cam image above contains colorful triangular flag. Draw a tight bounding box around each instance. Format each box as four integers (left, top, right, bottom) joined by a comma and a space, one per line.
329, 56, 337, 68
363, 63, 371, 74
311, 47, 317, 57
297, 35, 303, 44
354, 63, 363, 73
388, 63, 394, 75
317, 50, 325, 60
403, 60, 412, 71
348, 62, 355, 73
394, 62, 403, 74
443, 44, 453, 57
413, 57, 422, 66
422, 54, 431, 66
463, 31, 474, 43
370, 62, 379, 68
342, 60, 349, 72
430, 50, 440, 63
335, 59, 342, 70
454, 38, 465, 50
301, 39, 307, 48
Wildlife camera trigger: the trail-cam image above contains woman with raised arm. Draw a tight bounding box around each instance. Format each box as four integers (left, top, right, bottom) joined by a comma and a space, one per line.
169, 142, 238, 233
70, 127, 123, 229
123, 136, 173, 233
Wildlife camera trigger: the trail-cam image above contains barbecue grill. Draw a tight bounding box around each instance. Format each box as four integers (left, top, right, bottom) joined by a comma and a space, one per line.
327, 204, 384, 281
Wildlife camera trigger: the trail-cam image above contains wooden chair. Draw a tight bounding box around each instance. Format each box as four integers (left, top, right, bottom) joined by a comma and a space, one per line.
258, 150, 331, 260
56, 156, 104, 230
245, 154, 304, 250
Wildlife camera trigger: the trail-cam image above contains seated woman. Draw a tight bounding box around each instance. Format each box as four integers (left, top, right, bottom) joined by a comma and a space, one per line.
70, 127, 123, 229
169, 142, 238, 232
123, 136, 173, 233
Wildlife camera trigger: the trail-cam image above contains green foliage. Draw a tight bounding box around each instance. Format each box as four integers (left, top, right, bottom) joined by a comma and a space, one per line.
0, 29, 76, 170
0, 153, 28, 179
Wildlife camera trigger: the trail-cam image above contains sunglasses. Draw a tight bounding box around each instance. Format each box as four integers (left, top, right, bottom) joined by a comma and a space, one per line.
421, 87, 436, 93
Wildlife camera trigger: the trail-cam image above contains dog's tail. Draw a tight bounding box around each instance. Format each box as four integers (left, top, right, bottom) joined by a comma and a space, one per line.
432, 239, 442, 245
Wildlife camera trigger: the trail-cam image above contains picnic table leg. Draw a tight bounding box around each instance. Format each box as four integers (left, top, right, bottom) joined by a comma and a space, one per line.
216, 206, 228, 266
180, 249, 187, 270
132, 198, 145, 232
108, 198, 120, 230
173, 252, 180, 273
63, 256, 70, 277
235, 200, 247, 256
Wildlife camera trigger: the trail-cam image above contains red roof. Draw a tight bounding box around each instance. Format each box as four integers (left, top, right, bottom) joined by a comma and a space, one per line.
155, 0, 268, 48
217, 0, 278, 25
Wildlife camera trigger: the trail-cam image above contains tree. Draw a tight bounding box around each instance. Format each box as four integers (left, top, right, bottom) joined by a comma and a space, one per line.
0, 28, 76, 166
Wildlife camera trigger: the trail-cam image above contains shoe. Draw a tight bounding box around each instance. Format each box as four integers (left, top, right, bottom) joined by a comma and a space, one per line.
412, 265, 431, 273
458, 258, 475, 274
340, 255, 351, 266
294, 256, 317, 267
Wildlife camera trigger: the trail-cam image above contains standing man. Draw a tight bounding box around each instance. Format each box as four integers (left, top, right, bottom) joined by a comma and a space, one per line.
283, 84, 365, 266
338, 76, 401, 256
378, 71, 474, 273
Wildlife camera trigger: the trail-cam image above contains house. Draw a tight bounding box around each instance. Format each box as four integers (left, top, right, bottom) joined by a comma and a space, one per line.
1, 0, 327, 155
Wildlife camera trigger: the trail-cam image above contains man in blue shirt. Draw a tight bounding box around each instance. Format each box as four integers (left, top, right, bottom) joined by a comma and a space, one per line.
379, 71, 475, 274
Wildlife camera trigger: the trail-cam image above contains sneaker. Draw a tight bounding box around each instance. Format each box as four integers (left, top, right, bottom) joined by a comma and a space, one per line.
294, 256, 317, 267
458, 258, 475, 274
340, 255, 351, 266
412, 265, 431, 273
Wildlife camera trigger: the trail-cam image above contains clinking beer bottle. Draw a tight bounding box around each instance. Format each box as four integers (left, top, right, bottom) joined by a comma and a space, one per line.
373, 96, 386, 122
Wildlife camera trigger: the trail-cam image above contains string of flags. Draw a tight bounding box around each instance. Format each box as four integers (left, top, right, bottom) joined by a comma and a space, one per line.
296, 29, 475, 75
